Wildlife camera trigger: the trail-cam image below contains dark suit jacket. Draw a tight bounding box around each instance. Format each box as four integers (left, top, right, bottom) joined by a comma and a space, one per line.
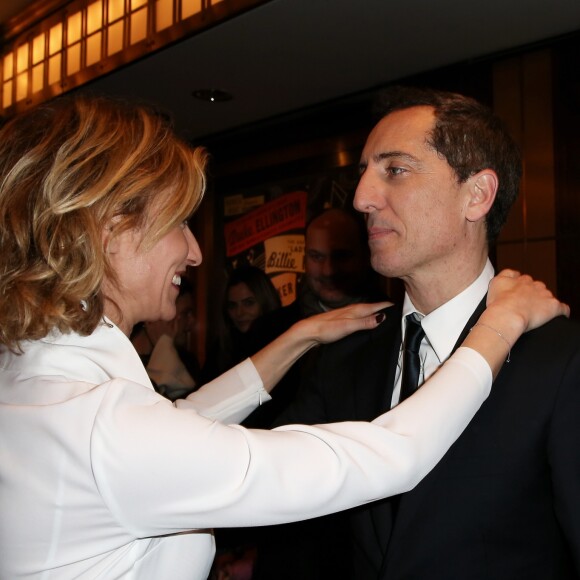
278, 301, 580, 579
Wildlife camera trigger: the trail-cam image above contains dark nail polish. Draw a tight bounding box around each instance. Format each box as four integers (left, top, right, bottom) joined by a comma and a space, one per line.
375, 312, 385, 324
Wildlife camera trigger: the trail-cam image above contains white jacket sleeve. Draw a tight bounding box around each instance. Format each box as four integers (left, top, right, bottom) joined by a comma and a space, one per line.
91, 347, 490, 536
176, 358, 271, 424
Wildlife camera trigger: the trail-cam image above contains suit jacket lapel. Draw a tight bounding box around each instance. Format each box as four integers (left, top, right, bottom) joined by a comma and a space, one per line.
378, 296, 488, 577
352, 303, 403, 420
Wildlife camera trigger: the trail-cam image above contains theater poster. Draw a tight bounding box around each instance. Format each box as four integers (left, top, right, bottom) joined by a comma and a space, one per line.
223, 190, 307, 305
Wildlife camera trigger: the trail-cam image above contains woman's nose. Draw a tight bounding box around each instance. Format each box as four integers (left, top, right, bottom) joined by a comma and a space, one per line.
185, 225, 203, 266
231, 305, 243, 319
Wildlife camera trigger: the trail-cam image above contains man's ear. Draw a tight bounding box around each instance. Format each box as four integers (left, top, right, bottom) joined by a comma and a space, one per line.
465, 169, 498, 223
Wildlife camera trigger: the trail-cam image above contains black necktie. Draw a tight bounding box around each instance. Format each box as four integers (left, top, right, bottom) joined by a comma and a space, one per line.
399, 313, 425, 402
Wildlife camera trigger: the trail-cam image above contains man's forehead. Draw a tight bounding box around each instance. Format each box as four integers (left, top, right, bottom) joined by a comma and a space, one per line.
363, 106, 436, 153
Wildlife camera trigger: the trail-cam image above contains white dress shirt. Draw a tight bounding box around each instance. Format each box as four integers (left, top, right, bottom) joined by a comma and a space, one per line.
392, 259, 495, 407
1, 317, 492, 579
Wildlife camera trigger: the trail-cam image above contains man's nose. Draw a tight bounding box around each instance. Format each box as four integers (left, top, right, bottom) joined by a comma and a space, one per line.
320, 258, 336, 277
353, 171, 381, 214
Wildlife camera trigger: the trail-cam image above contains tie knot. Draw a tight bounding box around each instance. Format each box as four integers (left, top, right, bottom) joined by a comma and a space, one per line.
404, 313, 425, 354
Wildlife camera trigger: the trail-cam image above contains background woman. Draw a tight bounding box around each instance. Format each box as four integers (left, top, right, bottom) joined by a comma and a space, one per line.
203, 265, 281, 382
0, 95, 567, 579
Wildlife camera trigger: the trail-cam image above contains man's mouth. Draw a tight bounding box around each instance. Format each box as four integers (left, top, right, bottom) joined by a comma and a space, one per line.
367, 225, 395, 240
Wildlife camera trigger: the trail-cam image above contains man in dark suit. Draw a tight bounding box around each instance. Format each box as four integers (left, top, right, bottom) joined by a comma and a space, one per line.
277, 86, 580, 579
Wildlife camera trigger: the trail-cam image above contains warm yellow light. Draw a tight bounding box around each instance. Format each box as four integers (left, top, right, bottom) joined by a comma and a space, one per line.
49, 23, 63, 55
2, 80, 13, 108
108, 0, 124, 23
67, 12, 82, 45
16, 44, 29, 74
3, 53, 14, 81
32, 63, 44, 93
130, 8, 148, 44
48, 54, 61, 84
67, 44, 81, 75
1, 0, 254, 114
16, 71, 28, 101
87, 1, 103, 34
32, 34, 45, 65
86, 32, 102, 66
156, 0, 173, 31
182, 0, 202, 19
107, 21, 124, 55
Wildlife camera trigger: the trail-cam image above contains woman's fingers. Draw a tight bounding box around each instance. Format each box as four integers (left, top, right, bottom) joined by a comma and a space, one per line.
300, 301, 393, 344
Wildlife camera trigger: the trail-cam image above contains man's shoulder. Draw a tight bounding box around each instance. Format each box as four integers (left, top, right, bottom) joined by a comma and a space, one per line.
519, 315, 580, 348
318, 303, 402, 358
501, 315, 580, 384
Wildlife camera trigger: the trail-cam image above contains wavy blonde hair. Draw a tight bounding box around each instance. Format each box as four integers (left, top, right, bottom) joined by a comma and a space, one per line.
0, 95, 207, 351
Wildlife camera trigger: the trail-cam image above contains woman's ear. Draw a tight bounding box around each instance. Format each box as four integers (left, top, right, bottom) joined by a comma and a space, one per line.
102, 222, 118, 254
465, 169, 498, 223
102, 216, 128, 254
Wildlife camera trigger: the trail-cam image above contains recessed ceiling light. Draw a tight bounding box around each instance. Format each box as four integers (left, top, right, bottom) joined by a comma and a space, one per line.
192, 89, 233, 103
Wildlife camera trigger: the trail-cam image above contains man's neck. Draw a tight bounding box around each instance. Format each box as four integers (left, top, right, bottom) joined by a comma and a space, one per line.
402, 253, 489, 315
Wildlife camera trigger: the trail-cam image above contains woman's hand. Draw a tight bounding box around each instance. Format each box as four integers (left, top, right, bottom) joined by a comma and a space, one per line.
251, 301, 392, 394
485, 269, 569, 340
464, 269, 570, 378
291, 301, 393, 346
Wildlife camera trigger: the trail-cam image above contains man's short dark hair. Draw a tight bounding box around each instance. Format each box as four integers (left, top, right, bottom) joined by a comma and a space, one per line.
374, 86, 522, 243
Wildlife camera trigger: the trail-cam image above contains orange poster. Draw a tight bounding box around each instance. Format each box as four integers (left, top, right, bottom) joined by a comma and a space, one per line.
224, 191, 307, 257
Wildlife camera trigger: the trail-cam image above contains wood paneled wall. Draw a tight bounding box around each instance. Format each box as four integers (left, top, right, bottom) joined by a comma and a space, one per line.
494, 51, 558, 292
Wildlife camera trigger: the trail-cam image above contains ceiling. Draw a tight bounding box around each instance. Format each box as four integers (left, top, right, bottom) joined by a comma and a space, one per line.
0, 1, 33, 23
4, 0, 580, 141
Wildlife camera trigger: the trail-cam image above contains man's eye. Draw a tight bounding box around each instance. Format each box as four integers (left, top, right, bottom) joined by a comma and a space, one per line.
387, 166, 406, 176
307, 252, 324, 263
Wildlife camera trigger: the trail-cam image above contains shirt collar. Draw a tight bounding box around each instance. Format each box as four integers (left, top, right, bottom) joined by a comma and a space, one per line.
402, 259, 495, 363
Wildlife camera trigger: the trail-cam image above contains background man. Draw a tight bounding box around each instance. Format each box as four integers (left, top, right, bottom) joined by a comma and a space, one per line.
276, 86, 580, 579
301, 207, 384, 311
245, 206, 387, 427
